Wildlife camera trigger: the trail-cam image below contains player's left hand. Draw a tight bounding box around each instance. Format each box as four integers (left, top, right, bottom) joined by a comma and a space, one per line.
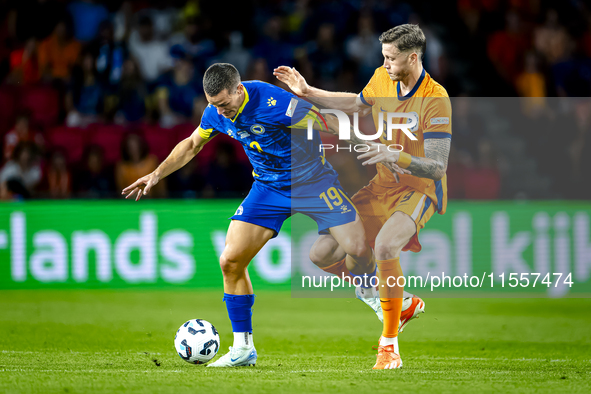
121, 172, 160, 201
357, 143, 411, 175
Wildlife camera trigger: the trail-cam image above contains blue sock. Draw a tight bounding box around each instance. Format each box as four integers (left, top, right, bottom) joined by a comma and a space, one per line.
223, 293, 255, 333
351, 267, 377, 288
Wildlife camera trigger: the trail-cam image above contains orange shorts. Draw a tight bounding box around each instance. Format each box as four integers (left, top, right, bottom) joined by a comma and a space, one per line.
351, 182, 436, 253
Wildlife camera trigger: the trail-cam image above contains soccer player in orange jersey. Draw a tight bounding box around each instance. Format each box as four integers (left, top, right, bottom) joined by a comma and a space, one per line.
275, 24, 451, 369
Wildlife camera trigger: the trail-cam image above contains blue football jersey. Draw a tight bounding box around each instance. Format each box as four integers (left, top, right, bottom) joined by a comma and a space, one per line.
197, 81, 336, 189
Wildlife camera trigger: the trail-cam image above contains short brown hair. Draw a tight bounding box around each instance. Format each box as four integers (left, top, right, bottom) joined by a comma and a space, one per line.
379, 24, 426, 61
204, 63, 241, 96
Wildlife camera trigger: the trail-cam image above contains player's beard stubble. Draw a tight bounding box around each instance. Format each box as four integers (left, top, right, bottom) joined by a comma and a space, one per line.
388, 68, 410, 82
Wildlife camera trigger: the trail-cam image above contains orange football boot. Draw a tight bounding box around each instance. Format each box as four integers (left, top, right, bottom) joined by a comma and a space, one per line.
373, 343, 403, 370
399, 296, 425, 333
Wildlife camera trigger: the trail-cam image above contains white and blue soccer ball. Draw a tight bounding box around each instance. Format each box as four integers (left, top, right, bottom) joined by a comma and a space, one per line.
174, 319, 220, 364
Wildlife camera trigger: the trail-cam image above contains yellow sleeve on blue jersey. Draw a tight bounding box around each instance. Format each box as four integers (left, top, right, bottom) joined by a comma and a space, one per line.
197, 126, 216, 140
197, 104, 221, 140
288, 106, 323, 130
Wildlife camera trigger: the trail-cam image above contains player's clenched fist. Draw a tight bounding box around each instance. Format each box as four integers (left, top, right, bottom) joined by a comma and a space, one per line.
273, 66, 309, 97
121, 172, 160, 201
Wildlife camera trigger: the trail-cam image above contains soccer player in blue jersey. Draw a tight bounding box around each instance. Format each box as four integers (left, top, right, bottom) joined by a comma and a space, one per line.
122, 63, 404, 367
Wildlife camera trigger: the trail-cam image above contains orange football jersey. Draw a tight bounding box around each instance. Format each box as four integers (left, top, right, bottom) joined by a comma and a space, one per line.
359, 67, 452, 214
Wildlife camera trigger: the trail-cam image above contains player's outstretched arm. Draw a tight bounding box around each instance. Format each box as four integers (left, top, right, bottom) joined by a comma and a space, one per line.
358, 139, 450, 181
274, 66, 368, 115
121, 131, 210, 201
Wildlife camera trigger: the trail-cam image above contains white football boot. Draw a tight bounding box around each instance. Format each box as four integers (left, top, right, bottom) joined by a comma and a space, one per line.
355, 286, 383, 322
207, 346, 257, 367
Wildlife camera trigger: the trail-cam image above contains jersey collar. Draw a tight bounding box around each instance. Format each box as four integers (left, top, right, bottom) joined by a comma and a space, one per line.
231, 85, 250, 122
396, 68, 426, 101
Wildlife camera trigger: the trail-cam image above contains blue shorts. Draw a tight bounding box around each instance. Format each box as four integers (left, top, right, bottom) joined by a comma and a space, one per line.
230, 178, 357, 238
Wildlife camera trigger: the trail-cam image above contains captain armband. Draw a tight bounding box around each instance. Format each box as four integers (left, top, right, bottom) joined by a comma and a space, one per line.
397, 152, 412, 168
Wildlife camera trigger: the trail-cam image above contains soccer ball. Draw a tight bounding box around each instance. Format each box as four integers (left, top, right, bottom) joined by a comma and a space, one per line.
174, 319, 220, 364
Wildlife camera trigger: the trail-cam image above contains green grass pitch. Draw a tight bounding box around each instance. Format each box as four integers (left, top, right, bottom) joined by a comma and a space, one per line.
1, 290, 590, 393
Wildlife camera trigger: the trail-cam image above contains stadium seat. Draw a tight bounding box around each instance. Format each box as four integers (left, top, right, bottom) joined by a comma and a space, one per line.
228, 138, 249, 163
0, 87, 17, 134
172, 123, 195, 142
87, 124, 126, 165
196, 135, 217, 165
46, 126, 86, 164
143, 125, 175, 161
19, 86, 60, 127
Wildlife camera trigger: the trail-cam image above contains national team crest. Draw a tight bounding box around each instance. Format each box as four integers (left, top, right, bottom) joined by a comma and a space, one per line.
406, 111, 419, 134
250, 124, 265, 135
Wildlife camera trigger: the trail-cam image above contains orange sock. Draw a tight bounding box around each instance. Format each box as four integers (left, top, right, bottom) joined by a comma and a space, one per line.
320, 257, 353, 283
377, 258, 403, 338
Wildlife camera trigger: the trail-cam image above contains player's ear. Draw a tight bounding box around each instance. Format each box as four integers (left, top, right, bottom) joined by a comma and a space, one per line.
236, 83, 244, 95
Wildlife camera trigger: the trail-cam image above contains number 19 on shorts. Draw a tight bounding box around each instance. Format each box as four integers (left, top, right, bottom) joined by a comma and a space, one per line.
319, 187, 344, 210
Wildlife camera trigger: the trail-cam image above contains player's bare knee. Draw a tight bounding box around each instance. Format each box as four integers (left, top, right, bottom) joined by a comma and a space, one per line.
375, 213, 416, 260
392, 211, 418, 234
309, 247, 332, 268
219, 253, 244, 277
308, 248, 322, 266
308, 237, 342, 268
341, 238, 369, 263
374, 236, 406, 260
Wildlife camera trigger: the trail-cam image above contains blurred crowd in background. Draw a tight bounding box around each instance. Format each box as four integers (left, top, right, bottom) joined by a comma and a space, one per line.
0, 0, 589, 201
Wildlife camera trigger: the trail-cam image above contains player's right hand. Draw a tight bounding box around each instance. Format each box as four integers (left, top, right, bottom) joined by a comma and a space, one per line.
121, 172, 160, 201
383, 162, 412, 176
273, 66, 309, 96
